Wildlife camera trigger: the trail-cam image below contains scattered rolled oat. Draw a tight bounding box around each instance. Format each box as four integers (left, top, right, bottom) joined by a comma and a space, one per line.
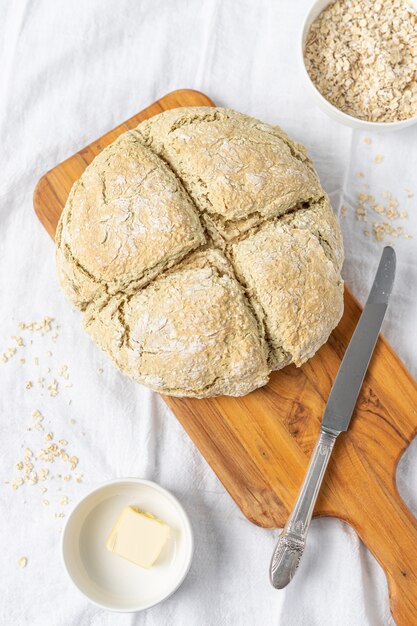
356, 204, 367, 221
374, 154, 384, 164
12, 478, 24, 490
373, 204, 385, 214
352, 179, 414, 242
36, 377, 45, 389
37, 468, 49, 481
2, 346, 16, 363
17, 556, 27, 568
6, 316, 86, 521
19, 317, 54, 333
363, 137, 372, 145
58, 365, 69, 380
304, 0, 417, 122
48, 379, 59, 397
31, 409, 44, 431
372, 221, 407, 241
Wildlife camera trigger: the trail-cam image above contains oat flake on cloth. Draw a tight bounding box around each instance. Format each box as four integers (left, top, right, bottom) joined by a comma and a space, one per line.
1, 1, 416, 625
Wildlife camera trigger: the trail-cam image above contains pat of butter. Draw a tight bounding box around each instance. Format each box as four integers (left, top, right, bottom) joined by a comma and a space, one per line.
106, 506, 170, 568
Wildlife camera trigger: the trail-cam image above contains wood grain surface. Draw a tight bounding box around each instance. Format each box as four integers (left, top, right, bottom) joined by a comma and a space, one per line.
34, 89, 417, 625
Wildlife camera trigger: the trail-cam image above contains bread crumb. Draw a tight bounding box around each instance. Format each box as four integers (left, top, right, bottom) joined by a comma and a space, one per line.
17, 556, 27, 568
374, 154, 384, 164
363, 137, 372, 145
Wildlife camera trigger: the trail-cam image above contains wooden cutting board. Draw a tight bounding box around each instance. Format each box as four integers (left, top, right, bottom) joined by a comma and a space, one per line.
34, 89, 417, 625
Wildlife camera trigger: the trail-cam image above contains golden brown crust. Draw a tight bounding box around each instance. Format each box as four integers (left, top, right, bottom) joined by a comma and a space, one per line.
135, 107, 322, 241
84, 249, 269, 397
56, 132, 204, 309
231, 221, 343, 367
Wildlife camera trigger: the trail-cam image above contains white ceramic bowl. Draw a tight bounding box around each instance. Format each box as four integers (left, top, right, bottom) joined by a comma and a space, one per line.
61, 478, 194, 612
299, 0, 417, 132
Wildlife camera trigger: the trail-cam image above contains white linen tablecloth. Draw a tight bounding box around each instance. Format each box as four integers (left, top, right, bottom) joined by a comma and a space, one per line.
1, 1, 416, 624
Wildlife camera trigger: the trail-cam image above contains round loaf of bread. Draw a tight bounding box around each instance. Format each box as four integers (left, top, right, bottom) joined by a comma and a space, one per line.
56, 107, 344, 397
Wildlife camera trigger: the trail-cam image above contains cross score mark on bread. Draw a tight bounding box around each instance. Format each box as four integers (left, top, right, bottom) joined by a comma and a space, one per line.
56, 107, 344, 398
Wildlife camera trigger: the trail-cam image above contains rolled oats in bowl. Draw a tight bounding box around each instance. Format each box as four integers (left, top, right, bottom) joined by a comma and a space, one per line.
304, 0, 417, 123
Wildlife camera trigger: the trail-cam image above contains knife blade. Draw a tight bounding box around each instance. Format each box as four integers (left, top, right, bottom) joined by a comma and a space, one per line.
269, 246, 396, 590
323, 245, 396, 435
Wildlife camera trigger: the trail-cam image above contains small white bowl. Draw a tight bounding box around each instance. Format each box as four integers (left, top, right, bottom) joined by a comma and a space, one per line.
299, 0, 417, 132
61, 478, 194, 612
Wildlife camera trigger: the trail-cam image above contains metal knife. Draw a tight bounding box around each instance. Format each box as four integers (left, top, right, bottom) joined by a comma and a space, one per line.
269, 245, 396, 589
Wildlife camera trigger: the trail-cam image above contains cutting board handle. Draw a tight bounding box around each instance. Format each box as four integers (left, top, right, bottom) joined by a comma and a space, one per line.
348, 479, 417, 626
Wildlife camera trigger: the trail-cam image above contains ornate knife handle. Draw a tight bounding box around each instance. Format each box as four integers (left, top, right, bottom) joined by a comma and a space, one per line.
270, 429, 338, 589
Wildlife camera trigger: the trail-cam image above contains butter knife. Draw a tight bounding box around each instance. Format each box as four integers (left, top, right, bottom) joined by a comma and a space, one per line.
269, 245, 396, 589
